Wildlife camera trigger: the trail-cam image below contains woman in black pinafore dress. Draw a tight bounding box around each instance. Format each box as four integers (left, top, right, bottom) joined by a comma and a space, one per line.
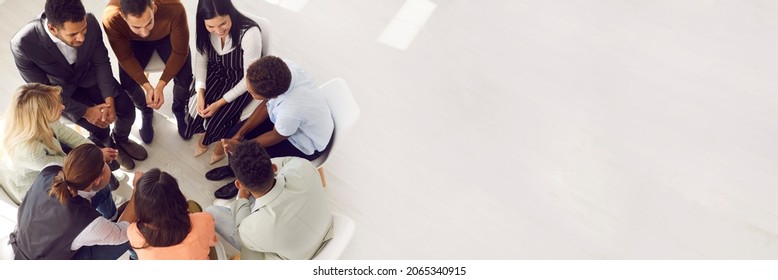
183, 0, 263, 164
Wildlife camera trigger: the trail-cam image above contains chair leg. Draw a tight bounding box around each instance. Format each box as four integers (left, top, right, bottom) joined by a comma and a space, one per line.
318, 167, 327, 188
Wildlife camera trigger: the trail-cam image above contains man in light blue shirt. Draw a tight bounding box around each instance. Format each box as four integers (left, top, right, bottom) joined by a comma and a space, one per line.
206, 56, 334, 199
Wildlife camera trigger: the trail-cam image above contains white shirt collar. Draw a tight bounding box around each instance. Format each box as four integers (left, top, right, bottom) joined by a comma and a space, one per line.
43, 18, 78, 64
209, 32, 235, 54
250, 174, 286, 212
44, 18, 64, 44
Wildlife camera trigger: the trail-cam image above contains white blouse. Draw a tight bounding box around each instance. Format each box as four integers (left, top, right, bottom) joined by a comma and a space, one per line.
194, 26, 262, 103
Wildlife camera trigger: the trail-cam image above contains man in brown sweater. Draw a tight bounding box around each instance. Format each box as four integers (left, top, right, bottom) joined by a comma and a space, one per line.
103, 0, 193, 143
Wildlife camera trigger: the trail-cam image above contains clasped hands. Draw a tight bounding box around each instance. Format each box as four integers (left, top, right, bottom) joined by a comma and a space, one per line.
84, 103, 116, 128
142, 81, 166, 110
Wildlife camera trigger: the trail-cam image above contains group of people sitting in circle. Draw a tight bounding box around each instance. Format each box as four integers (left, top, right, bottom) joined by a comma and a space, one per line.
0, 0, 336, 260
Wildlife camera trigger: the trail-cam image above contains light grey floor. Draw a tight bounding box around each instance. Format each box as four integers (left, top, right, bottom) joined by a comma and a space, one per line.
1, 0, 777, 259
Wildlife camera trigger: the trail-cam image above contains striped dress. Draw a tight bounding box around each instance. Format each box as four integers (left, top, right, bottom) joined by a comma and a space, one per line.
183, 30, 255, 145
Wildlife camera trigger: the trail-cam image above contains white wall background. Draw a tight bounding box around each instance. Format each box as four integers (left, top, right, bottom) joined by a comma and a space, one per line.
0, 0, 776, 259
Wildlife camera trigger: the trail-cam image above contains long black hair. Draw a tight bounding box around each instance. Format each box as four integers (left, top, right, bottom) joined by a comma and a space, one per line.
195, 0, 259, 54
132, 168, 191, 248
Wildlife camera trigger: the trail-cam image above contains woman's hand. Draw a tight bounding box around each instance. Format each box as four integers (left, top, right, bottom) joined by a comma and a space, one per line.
195, 89, 206, 115
199, 98, 226, 118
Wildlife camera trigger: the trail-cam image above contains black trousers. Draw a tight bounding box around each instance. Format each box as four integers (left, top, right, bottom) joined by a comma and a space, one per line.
225, 118, 327, 161
118, 35, 193, 116
63, 84, 135, 144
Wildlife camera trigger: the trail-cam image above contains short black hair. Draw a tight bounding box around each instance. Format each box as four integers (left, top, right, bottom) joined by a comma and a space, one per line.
120, 0, 153, 17
44, 0, 86, 28
246, 56, 292, 99
229, 141, 275, 192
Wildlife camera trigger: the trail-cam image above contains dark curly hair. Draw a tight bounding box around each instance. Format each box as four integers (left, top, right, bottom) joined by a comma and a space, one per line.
229, 141, 275, 192
132, 168, 192, 248
120, 0, 152, 18
246, 56, 292, 99
44, 0, 86, 28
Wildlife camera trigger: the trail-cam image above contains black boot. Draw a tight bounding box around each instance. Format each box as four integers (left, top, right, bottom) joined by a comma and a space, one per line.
175, 111, 189, 140
139, 111, 154, 144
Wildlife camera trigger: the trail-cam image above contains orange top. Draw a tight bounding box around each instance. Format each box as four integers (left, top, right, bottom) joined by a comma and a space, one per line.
102, 0, 189, 85
128, 212, 217, 260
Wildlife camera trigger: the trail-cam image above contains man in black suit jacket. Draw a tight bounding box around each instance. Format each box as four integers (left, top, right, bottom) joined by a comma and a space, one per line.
11, 0, 147, 169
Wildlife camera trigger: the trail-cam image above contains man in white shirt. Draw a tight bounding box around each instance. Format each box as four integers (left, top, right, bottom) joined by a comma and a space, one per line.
206, 56, 334, 199
205, 141, 333, 260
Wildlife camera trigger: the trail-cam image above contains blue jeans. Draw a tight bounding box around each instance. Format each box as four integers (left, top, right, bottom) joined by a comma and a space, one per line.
205, 205, 241, 250
71, 242, 130, 260
92, 186, 116, 220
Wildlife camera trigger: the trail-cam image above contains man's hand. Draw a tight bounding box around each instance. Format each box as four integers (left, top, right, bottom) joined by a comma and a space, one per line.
149, 80, 167, 109
132, 170, 144, 188
237, 182, 251, 199
83, 104, 111, 128
142, 83, 156, 109
221, 138, 241, 154
101, 97, 117, 124
100, 147, 118, 163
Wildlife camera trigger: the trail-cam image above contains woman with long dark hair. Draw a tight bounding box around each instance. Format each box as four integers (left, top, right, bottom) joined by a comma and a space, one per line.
182, 0, 263, 165
127, 168, 216, 259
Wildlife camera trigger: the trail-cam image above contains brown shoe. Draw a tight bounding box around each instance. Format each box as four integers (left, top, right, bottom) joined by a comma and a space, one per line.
115, 139, 148, 161
115, 148, 135, 170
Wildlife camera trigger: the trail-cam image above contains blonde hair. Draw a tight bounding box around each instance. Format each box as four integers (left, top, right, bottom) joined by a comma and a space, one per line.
0, 83, 64, 160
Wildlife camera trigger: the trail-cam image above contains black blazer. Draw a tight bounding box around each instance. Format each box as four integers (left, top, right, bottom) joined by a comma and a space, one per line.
10, 13, 120, 120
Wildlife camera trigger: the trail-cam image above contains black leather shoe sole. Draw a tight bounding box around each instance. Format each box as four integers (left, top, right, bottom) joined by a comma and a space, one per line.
205, 165, 234, 181
214, 181, 238, 199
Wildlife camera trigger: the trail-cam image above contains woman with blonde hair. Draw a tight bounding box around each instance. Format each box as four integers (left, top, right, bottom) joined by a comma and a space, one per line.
0, 83, 119, 218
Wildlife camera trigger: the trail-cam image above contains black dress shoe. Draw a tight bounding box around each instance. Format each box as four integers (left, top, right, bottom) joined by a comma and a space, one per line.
139, 112, 154, 144
108, 160, 120, 171
115, 148, 135, 170
109, 174, 119, 191
205, 165, 234, 181
214, 181, 238, 199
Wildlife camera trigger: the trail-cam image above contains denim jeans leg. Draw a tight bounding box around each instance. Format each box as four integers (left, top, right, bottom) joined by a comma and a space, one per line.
92, 186, 117, 219
205, 205, 241, 250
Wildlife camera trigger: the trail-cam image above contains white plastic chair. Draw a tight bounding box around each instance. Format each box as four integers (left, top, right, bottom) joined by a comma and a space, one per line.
0, 186, 16, 260
246, 14, 272, 57
0, 231, 13, 260
311, 78, 361, 186
0, 185, 18, 223
312, 212, 355, 260
238, 14, 272, 121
